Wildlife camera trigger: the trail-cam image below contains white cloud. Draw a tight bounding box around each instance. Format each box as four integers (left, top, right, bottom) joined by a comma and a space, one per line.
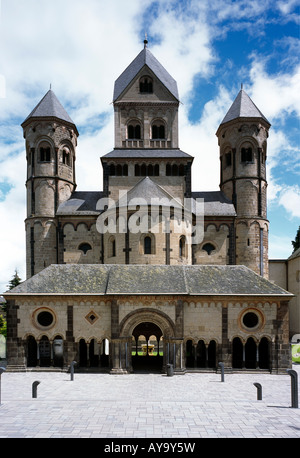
0, 152, 26, 290
249, 59, 300, 120
276, 0, 300, 16
278, 186, 300, 218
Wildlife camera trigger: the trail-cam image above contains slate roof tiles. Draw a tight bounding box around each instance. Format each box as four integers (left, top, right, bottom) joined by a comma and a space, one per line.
113, 47, 179, 102
5, 264, 292, 297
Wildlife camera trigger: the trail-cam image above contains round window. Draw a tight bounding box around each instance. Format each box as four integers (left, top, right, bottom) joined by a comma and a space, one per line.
242, 312, 259, 329
37, 311, 54, 327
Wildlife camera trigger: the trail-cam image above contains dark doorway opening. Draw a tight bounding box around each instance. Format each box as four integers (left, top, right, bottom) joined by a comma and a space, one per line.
132, 322, 163, 373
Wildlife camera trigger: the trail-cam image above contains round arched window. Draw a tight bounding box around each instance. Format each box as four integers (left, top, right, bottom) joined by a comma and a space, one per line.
34, 308, 55, 329
37, 311, 54, 327
242, 312, 259, 328
240, 309, 263, 332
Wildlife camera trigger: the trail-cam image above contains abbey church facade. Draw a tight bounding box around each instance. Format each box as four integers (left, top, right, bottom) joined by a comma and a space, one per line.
4, 42, 292, 373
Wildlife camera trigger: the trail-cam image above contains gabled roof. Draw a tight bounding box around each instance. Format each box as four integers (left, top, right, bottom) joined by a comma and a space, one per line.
22, 90, 78, 133
113, 46, 179, 102
116, 176, 183, 209
4, 264, 293, 297
220, 89, 270, 126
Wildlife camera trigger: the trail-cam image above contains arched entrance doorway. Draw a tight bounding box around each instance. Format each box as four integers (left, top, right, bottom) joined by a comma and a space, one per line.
118, 308, 177, 374
132, 322, 163, 372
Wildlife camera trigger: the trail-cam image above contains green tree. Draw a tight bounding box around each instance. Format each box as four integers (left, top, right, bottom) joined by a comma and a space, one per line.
7, 269, 22, 290
0, 314, 6, 338
292, 226, 300, 253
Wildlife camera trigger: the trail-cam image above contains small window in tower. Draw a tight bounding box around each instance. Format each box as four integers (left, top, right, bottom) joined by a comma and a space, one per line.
108, 237, 116, 257
179, 236, 186, 257
109, 164, 116, 176
78, 243, 92, 255
179, 164, 185, 176
116, 164, 123, 176
128, 122, 141, 139
152, 122, 165, 139
225, 152, 232, 167
40, 146, 51, 162
241, 147, 253, 163
139, 76, 153, 93
62, 148, 71, 166
135, 164, 140, 176
141, 164, 147, 176
144, 236, 152, 254
148, 164, 154, 176
202, 243, 215, 255
172, 164, 178, 176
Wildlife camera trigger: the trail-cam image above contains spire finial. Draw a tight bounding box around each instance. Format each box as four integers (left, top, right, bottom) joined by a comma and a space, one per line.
144, 32, 148, 48
241, 83, 243, 90
50, 83, 52, 90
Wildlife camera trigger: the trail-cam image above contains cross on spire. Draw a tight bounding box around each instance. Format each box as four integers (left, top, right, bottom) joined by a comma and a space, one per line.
144, 32, 148, 48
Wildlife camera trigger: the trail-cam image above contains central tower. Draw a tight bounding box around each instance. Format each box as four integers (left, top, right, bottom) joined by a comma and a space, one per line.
113, 39, 179, 150
100, 41, 194, 265
101, 40, 193, 203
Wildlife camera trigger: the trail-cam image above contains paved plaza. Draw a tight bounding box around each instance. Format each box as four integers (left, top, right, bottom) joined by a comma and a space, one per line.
0, 364, 300, 440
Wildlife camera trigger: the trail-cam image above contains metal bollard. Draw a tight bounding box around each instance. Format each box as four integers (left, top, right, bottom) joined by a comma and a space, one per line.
70, 360, 77, 381
167, 363, 174, 377
218, 362, 225, 382
0, 367, 6, 405
32, 381, 40, 398
253, 382, 262, 400
286, 369, 298, 408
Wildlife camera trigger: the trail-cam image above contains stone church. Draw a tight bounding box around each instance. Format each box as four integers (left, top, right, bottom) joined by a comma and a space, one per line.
4, 41, 293, 373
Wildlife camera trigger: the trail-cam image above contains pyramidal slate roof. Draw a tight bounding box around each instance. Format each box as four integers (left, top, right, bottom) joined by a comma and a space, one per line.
22, 90, 78, 131
113, 46, 179, 102
4, 264, 293, 297
220, 89, 270, 126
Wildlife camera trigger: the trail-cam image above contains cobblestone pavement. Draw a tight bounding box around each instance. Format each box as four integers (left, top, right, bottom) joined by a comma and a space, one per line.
0, 365, 300, 439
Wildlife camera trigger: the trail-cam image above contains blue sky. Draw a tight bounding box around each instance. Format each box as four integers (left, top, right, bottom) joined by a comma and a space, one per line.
0, 0, 299, 292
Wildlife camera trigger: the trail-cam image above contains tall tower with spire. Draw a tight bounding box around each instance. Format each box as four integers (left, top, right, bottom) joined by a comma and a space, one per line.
216, 88, 271, 277
21, 89, 79, 278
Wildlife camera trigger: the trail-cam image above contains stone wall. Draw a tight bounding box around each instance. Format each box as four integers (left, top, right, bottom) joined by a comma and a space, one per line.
5, 293, 291, 373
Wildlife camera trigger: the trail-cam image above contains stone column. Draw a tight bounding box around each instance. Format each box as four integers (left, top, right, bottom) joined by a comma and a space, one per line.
221, 303, 230, 368
272, 301, 291, 373
110, 299, 129, 374
5, 300, 26, 371
173, 338, 185, 373
64, 305, 77, 368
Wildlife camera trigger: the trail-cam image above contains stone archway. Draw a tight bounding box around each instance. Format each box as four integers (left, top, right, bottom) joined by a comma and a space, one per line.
116, 308, 180, 374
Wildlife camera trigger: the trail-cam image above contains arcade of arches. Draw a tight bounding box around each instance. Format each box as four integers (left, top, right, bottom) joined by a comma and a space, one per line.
24, 330, 271, 372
